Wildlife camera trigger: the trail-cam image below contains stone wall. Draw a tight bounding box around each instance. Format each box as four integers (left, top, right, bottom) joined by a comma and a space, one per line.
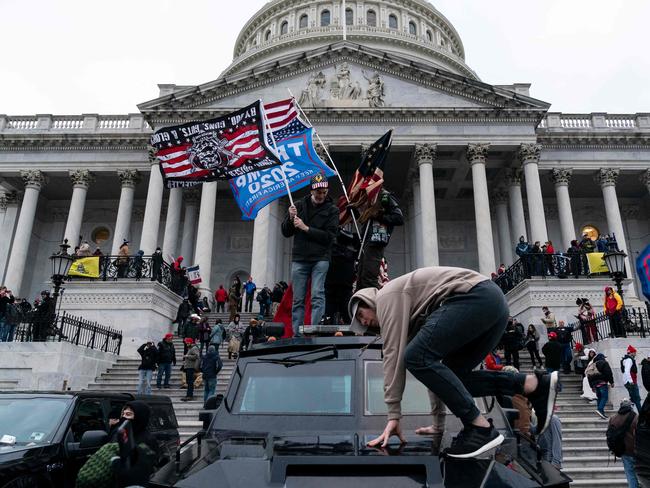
0, 341, 116, 391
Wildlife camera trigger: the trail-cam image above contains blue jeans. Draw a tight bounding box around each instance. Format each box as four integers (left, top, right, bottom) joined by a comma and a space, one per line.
626, 382, 643, 413
560, 343, 572, 371
157, 362, 172, 388
204, 377, 217, 404
137, 369, 153, 395
0, 317, 9, 342
291, 260, 330, 337
595, 384, 609, 414
623, 454, 640, 488
404, 280, 526, 426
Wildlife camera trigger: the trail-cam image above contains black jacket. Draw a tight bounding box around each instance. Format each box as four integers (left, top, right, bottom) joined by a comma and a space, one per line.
501, 327, 522, 351
242, 325, 266, 350
364, 191, 404, 247
200, 351, 223, 379
641, 358, 650, 391
157, 340, 176, 365
542, 340, 562, 369
137, 343, 157, 370
589, 357, 614, 386
281, 194, 338, 262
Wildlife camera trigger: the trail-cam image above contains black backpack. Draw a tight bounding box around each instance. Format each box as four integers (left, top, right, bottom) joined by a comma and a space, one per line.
606, 412, 635, 457
5, 303, 23, 325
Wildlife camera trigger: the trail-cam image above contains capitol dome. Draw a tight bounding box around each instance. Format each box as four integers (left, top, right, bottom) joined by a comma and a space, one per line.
223, 0, 477, 79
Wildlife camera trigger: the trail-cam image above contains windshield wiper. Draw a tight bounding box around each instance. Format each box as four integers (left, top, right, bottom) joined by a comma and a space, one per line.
256, 346, 338, 367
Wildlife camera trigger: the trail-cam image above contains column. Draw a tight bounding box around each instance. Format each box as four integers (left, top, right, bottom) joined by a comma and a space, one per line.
468, 143, 496, 276
162, 187, 183, 258
412, 177, 424, 268
415, 143, 439, 266
139, 161, 165, 254
4, 170, 45, 295
504, 168, 527, 242
194, 182, 218, 294
111, 170, 140, 255
492, 188, 513, 265
520, 143, 548, 243
0, 192, 19, 283
63, 170, 94, 249
596, 168, 633, 276
180, 189, 200, 263
250, 200, 281, 288
551, 168, 576, 249
641, 169, 650, 196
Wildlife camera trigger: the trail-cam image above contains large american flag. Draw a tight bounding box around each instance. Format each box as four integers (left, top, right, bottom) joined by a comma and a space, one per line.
338, 130, 393, 225
264, 98, 309, 142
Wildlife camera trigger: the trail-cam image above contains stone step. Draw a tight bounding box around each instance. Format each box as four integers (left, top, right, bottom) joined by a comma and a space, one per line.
570, 480, 628, 487
562, 428, 607, 438
563, 466, 625, 480
100, 368, 235, 377
562, 445, 611, 456
563, 456, 621, 468
85, 386, 229, 396
555, 406, 615, 414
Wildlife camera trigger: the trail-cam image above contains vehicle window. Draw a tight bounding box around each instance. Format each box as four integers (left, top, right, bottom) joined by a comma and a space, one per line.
365, 361, 431, 415
0, 397, 71, 445
108, 400, 126, 422
149, 404, 178, 431
69, 400, 105, 442
234, 361, 353, 414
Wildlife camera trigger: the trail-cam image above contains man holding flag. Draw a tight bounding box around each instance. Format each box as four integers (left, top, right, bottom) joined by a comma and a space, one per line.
281, 174, 339, 337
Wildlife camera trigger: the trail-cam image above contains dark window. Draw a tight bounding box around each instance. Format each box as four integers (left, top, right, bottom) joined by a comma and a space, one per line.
265, 29, 271, 41
365, 361, 430, 415
345, 8, 353, 26
388, 14, 398, 29
426, 29, 433, 42
320, 9, 330, 27
69, 399, 105, 442
299, 14, 308, 29
280, 21, 288, 35
409, 21, 417, 35
366, 9, 377, 27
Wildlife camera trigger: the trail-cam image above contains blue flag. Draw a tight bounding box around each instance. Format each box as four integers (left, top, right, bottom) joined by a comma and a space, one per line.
229, 128, 335, 220
636, 244, 650, 302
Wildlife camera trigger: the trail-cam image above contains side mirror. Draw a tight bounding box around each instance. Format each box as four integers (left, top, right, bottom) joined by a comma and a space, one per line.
79, 430, 108, 449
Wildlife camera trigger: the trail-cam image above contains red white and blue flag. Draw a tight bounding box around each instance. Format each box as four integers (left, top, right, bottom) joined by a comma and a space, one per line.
637, 244, 650, 302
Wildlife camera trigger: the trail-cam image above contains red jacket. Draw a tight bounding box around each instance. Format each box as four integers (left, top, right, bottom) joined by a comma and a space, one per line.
215, 288, 228, 303
485, 353, 503, 371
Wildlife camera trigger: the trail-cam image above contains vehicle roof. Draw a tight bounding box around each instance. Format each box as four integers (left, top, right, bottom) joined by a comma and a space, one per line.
239, 336, 382, 358
0, 391, 174, 404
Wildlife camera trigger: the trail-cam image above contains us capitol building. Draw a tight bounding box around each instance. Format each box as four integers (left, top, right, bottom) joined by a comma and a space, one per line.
0, 0, 648, 328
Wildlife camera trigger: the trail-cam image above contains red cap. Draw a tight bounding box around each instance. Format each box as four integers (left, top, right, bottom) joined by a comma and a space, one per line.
164, 333, 173, 340
627, 345, 637, 354
548, 332, 557, 340
575, 342, 584, 351
184, 337, 194, 344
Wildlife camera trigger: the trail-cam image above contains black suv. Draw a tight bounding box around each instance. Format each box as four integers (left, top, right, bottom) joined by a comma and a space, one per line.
151, 337, 571, 488
0, 391, 179, 488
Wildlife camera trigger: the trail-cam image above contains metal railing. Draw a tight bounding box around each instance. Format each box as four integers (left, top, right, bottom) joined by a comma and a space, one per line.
12, 311, 122, 354
66, 255, 177, 293
568, 306, 650, 346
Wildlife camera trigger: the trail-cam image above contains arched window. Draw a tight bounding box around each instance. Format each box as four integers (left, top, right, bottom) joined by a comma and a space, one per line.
345, 8, 353, 26
408, 21, 417, 35
320, 9, 330, 26
280, 21, 288, 35
366, 9, 377, 27
426, 29, 433, 42
265, 29, 271, 41
388, 14, 398, 29
299, 14, 308, 29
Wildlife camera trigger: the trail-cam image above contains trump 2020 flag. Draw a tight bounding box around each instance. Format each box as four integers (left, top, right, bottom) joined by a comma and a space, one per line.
637, 244, 650, 302
151, 101, 281, 186
187, 265, 202, 285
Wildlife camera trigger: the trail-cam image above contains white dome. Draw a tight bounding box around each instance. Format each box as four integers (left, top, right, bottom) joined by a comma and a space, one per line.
224, 0, 477, 79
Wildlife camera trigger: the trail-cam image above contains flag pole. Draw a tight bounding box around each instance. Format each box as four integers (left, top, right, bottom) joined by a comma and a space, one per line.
261, 100, 294, 207
288, 89, 361, 236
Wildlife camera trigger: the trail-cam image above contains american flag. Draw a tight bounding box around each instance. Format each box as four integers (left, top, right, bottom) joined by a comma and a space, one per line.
264, 98, 310, 142
338, 130, 393, 225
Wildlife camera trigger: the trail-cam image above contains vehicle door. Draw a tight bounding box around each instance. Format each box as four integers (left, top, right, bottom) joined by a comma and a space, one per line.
63, 398, 108, 486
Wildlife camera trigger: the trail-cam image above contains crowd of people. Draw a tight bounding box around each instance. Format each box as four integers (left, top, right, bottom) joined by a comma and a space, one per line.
0, 286, 57, 342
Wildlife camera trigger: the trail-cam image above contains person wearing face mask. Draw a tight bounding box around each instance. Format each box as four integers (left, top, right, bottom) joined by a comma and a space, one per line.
281, 173, 338, 337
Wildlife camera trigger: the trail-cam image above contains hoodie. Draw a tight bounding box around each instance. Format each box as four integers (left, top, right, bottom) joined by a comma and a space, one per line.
348, 266, 487, 420
603, 287, 623, 315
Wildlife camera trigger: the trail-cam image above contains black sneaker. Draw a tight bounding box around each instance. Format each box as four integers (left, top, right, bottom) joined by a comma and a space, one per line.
527, 370, 560, 435
444, 425, 504, 459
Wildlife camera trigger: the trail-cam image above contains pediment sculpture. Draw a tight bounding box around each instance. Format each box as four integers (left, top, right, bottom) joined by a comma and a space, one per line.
298, 63, 386, 108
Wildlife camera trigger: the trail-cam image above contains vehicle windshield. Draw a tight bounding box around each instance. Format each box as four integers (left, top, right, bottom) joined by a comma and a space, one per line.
0, 397, 72, 445
234, 360, 353, 414
365, 361, 431, 415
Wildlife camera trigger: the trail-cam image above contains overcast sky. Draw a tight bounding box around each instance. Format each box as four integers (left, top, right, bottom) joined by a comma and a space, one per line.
1, 0, 648, 115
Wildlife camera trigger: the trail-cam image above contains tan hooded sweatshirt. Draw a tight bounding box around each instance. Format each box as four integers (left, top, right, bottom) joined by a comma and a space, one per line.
351, 266, 487, 420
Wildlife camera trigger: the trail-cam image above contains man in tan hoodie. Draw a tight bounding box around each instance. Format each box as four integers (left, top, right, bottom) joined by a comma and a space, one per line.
349, 266, 559, 459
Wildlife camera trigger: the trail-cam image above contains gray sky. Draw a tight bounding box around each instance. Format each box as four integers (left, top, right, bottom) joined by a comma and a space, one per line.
1, 0, 648, 115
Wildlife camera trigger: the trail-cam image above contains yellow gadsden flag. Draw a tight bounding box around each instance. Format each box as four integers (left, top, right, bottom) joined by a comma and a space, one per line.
587, 252, 610, 274
68, 257, 100, 278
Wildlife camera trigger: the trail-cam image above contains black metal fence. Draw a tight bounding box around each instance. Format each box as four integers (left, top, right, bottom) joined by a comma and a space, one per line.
12, 311, 122, 354
494, 252, 621, 294
66, 255, 175, 291
568, 306, 649, 346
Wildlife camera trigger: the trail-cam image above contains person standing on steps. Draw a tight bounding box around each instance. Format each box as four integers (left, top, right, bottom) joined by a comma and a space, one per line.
542, 332, 562, 374
136, 341, 157, 395
243, 277, 257, 313
215, 284, 227, 313
587, 352, 614, 420
623, 345, 643, 413
201, 345, 222, 405
181, 338, 201, 402
156, 333, 176, 389
501, 320, 522, 371
540, 306, 557, 330
525, 324, 543, 369
348, 266, 560, 459
608, 398, 639, 488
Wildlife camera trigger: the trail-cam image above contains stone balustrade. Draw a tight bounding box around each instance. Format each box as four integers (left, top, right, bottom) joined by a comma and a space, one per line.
0, 113, 151, 133
540, 112, 650, 130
